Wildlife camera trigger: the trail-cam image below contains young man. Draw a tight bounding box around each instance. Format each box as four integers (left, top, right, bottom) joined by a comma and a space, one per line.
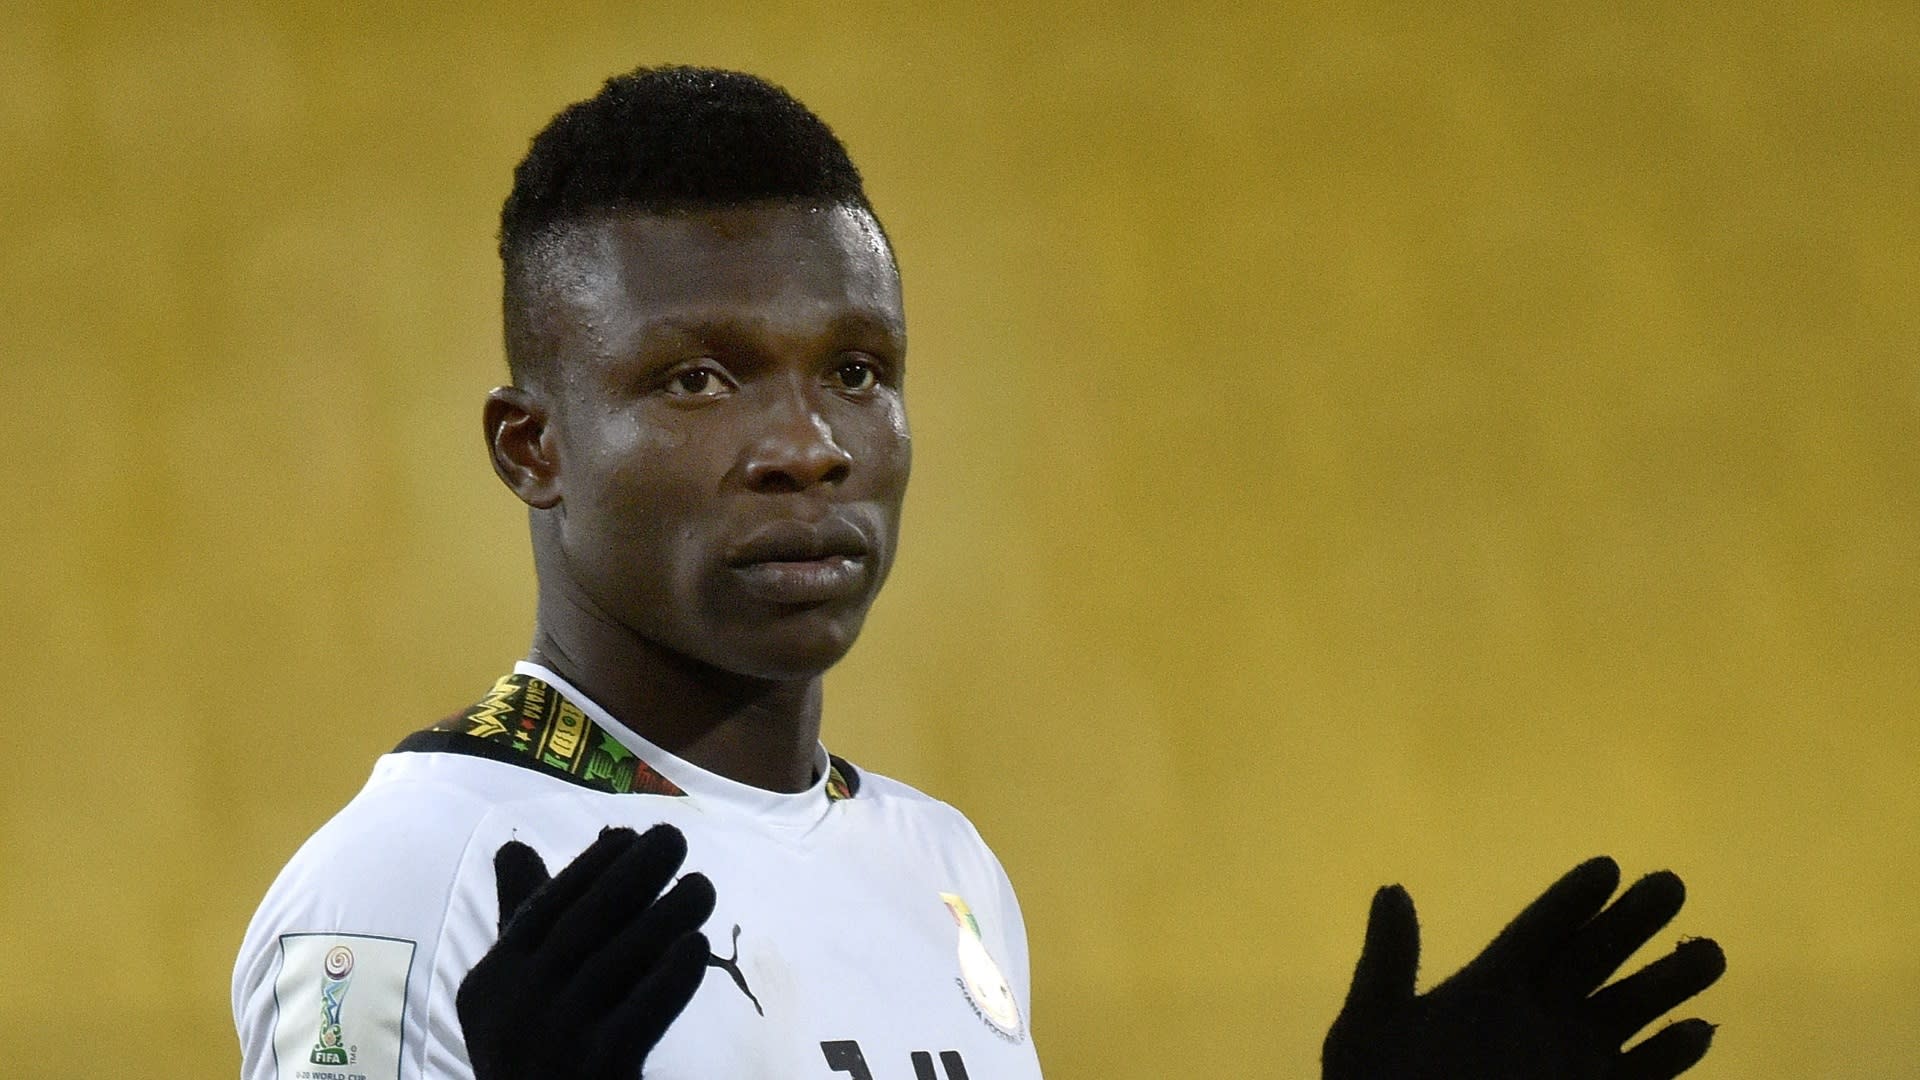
233, 66, 1035, 1080
235, 65, 1725, 1080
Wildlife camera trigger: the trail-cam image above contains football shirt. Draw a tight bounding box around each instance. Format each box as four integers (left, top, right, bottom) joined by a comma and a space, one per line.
233, 662, 1042, 1080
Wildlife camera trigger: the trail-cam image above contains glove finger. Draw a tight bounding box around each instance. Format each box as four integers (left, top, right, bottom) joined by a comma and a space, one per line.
494, 827, 641, 951
1588, 937, 1726, 1045
1339, 884, 1421, 1015
582, 931, 712, 1078
557, 872, 718, 1019
1614, 1018, 1716, 1080
492, 840, 553, 936
1548, 870, 1686, 1000
535, 824, 692, 975
1470, 856, 1621, 975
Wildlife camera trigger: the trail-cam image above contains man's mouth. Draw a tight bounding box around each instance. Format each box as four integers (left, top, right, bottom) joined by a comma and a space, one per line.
729, 554, 869, 605
726, 519, 873, 605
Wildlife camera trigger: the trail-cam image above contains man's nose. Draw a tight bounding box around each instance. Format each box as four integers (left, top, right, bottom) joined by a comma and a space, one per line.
740, 394, 854, 494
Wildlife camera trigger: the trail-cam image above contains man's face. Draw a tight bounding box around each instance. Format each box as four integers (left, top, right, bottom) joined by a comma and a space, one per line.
526, 202, 909, 680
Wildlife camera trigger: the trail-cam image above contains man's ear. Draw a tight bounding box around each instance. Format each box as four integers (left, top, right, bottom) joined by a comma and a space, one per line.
484, 386, 561, 509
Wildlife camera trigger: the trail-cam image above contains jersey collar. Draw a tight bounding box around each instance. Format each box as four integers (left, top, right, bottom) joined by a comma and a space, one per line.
513, 661, 847, 828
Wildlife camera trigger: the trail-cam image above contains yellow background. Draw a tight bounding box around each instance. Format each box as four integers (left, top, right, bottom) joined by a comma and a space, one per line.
4, 3, 1915, 1077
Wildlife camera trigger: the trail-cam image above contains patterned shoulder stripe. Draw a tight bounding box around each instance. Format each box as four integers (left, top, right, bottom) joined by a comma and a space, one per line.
406, 673, 686, 797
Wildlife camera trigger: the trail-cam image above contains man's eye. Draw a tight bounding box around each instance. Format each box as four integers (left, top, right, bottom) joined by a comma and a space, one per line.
834, 361, 878, 392
665, 367, 729, 398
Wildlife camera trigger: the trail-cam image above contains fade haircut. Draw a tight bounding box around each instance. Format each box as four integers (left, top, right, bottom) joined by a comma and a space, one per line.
499, 65, 878, 386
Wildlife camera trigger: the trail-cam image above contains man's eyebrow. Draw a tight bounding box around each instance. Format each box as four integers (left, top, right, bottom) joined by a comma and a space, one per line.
822, 309, 908, 341
641, 309, 905, 342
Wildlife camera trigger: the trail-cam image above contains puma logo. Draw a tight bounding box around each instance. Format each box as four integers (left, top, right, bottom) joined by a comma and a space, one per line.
706, 924, 763, 1016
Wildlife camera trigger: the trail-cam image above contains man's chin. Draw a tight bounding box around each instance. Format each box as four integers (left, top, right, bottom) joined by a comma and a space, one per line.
702, 612, 869, 682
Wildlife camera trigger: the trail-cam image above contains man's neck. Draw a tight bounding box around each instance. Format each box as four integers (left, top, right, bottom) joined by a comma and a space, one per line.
525, 615, 824, 796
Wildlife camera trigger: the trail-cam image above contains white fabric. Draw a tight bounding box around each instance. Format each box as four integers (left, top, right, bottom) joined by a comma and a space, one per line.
233, 663, 1042, 1079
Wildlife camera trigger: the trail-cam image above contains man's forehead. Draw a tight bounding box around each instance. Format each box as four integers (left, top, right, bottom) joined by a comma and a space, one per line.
544, 202, 901, 327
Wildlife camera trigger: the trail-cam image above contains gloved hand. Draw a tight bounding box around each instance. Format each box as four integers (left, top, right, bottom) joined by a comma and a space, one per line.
1324, 856, 1726, 1080
458, 824, 716, 1080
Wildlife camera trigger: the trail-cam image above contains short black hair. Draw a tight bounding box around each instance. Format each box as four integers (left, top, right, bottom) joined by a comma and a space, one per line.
500, 65, 878, 385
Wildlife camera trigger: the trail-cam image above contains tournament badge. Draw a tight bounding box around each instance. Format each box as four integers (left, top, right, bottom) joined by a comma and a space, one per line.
939, 893, 1024, 1042
311, 946, 355, 1065
273, 932, 416, 1080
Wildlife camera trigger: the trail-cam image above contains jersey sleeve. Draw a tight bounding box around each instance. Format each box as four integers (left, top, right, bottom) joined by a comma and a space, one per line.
990, 845, 1033, 1030
232, 778, 492, 1080
962, 813, 1035, 1033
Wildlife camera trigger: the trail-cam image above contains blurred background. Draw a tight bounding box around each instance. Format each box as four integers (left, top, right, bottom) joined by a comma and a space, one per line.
3, 2, 1915, 1076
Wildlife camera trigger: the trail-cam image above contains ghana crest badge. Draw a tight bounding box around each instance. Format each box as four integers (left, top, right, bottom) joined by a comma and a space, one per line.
939, 892, 1024, 1041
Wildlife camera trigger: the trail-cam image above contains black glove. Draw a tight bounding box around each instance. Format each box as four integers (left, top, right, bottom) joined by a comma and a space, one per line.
458, 824, 716, 1080
1324, 856, 1726, 1080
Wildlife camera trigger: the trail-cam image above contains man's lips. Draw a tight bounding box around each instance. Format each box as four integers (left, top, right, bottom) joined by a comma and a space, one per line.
726, 518, 871, 567
725, 518, 874, 605
729, 555, 868, 605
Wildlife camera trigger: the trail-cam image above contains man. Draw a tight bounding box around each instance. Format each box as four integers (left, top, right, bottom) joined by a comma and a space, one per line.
235, 64, 1032, 1080
234, 65, 1724, 1080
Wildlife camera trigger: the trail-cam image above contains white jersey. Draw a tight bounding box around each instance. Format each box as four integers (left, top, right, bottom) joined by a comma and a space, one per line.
233, 663, 1042, 1080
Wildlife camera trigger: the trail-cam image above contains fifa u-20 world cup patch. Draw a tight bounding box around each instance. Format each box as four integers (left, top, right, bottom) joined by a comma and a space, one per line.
272, 933, 416, 1080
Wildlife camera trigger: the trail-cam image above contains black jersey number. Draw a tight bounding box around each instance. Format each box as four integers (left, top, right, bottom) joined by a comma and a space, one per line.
821, 1040, 971, 1080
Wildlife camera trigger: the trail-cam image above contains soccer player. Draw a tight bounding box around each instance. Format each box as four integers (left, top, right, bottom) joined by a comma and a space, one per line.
233, 66, 1037, 1080
234, 64, 1724, 1080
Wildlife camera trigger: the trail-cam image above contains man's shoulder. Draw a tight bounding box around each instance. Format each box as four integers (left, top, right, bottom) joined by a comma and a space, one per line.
318, 748, 552, 842
825, 758, 1030, 980
242, 748, 592, 933
830, 759, 1010, 866
835, 759, 946, 810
